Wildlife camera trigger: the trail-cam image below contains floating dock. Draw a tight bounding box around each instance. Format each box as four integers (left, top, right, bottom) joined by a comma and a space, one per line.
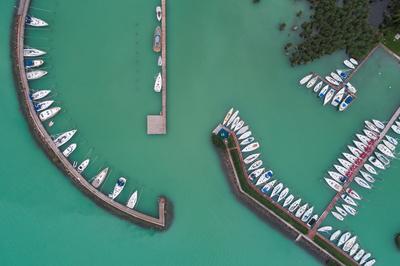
13, 0, 170, 230
147, 0, 167, 135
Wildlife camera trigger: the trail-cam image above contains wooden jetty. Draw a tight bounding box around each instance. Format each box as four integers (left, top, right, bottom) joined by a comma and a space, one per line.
13, 0, 170, 230
308, 105, 400, 238
147, 0, 167, 135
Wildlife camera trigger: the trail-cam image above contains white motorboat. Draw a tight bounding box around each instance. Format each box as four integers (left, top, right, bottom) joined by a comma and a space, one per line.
39, 107, 61, 121
91, 168, 109, 188
375, 151, 390, 166
324, 178, 343, 192
244, 153, 260, 164
350, 244, 359, 257
336, 69, 350, 79
126, 191, 138, 209
226, 110, 239, 127
270, 183, 284, 198
299, 73, 313, 85
62, 143, 77, 157
25, 15, 48, 27
26, 70, 47, 80
283, 194, 294, 207
248, 168, 265, 181
31, 89, 51, 100
108, 177, 127, 199
338, 158, 352, 170
334, 164, 348, 176
261, 179, 276, 194
295, 203, 308, 218
378, 143, 395, 158
318, 85, 329, 98
360, 253, 371, 265
248, 160, 263, 171
330, 230, 342, 241
236, 125, 249, 136
372, 119, 385, 130
338, 94, 353, 111
288, 198, 301, 212
343, 60, 355, 69
331, 87, 345, 106
325, 76, 339, 86
364, 259, 376, 266
301, 206, 314, 222
360, 170, 376, 183
348, 145, 362, 157
25, 59, 44, 69
242, 142, 259, 152
364, 163, 377, 175
349, 58, 358, 65
328, 171, 346, 183
34, 100, 54, 112
353, 140, 367, 151
255, 171, 272, 186
354, 176, 371, 189
338, 232, 351, 247
342, 204, 357, 216
238, 131, 251, 140
307, 214, 318, 227
230, 117, 240, 130
156, 6, 162, 21
386, 135, 398, 145
343, 153, 357, 164
391, 124, 400, 134
345, 82, 357, 94
331, 72, 343, 82
222, 108, 233, 125
346, 188, 362, 200
343, 236, 357, 252
158, 55, 162, 66
356, 134, 371, 145
383, 139, 396, 151
23, 48, 46, 57
306, 76, 318, 88
323, 88, 335, 105
77, 159, 90, 173
233, 120, 244, 132
368, 156, 385, 170
365, 120, 380, 133
341, 194, 357, 207
240, 137, 255, 146
153, 26, 161, 52
317, 226, 332, 233
335, 206, 347, 217
243, 153, 260, 164
154, 72, 162, 92
354, 249, 365, 262
277, 188, 289, 203
313, 81, 323, 93
53, 129, 77, 147
364, 129, 378, 139
331, 211, 344, 221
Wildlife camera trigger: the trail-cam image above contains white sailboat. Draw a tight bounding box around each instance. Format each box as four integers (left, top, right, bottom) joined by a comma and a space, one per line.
383, 139, 396, 151
242, 142, 259, 152
34, 100, 54, 112
270, 183, 284, 198
323, 88, 335, 105
77, 159, 90, 173
356, 133, 371, 145
343, 60, 355, 69
372, 119, 385, 130
91, 168, 109, 188
236, 125, 249, 136
238, 131, 251, 140
278, 188, 290, 203
240, 137, 255, 146
31, 89, 50, 100
378, 143, 395, 158
324, 178, 343, 192
244, 153, 260, 164
354, 249, 365, 262
126, 191, 138, 209
330, 230, 341, 241
375, 151, 390, 166
248, 168, 265, 181
354, 176, 371, 189
318, 85, 329, 98
341, 194, 357, 207
62, 143, 77, 157
53, 130, 77, 147
108, 177, 127, 199
301, 206, 314, 222
261, 179, 276, 194
317, 226, 332, 233
349, 58, 358, 65
230, 117, 240, 130
364, 163, 377, 175
338, 232, 351, 247
343, 236, 357, 252
157, 55, 162, 66
364, 259, 376, 266
391, 124, 400, 134
154, 72, 162, 92
23, 48, 46, 57
328, 171, 345, 183
288, 198, 301, 212
348, 145, 362, 157
385, 135, 398, 145
39, 107, 61, 121
233, 120, 244, 132
346, 188, 362, 200
334, 164, 348, 176
25, 59, 44, 69
360, 170, 376, 183
283, 194, 294, 207
368, 156, 385, 170
342, 204, 357, 216
335, 206, 347, 217
248, 160, 263, 171
299, 74, 313, 85
353, 140, 367, 151
365, 120, 380, 133
306, 76, 318, 88
338, 158, 352, 170
313, 81, 323, 93
295, 203, 308, 218
25, 15, 48, 27
331, 72, 343, 82
331, 87, 345, 107
26, 70, 47, 80
360, 253, 371, 265
325, 76, 339, 86
364, 129, 378, 139
342, 152, 357, 164
222, 108, 233, 125
331, 211, 344, 221
226, 110, 239, 127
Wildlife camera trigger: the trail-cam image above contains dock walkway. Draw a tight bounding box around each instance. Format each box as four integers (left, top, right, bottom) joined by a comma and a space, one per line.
13, 0, 170, 230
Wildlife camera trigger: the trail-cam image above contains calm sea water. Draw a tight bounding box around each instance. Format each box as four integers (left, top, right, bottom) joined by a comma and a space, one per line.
0, 0, 399, 265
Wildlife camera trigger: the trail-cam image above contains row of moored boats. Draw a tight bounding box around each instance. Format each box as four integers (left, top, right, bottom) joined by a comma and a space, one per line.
153, 6, 163, 93
222, 108, 318, 227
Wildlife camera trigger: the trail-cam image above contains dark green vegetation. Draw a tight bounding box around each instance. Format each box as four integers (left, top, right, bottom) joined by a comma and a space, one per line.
286, 0, 380, 65
395, 233, 400, 250
314, 235, 357, 266
382, 0, 400, 55
211, 133, 226, 149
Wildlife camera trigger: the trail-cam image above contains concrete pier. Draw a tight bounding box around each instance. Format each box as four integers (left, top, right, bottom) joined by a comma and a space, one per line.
13, 0, 171, 230
147, 0, 167, 135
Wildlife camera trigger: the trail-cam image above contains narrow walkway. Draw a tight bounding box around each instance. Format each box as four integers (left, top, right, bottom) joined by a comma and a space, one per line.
309, 106, 400, 238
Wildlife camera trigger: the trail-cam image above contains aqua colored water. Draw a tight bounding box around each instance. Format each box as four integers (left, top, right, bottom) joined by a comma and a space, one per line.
1, 0, 399, 265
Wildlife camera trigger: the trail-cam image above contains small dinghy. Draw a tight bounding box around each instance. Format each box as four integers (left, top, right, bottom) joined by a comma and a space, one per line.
344, 60, 355, 69
354, 176, 372, 189
26, 70, 47, 80
354, 249, 365, 262
270, 183, 284, 198
77, 159, 90, 173
334, 164, 348, 176
261, 179, 276, 194
25, 15, 48, 27
324, 178, 343, 192
248, 168, 265, 181
277, 187, 289, 203
343, 204, 357, 216
62, 143, 77, 157
156, 6, 162, 21
301, 206, 314, 222
240, 137, 255, 146
330, 230, 342, 241
222, 108, 234, 125
242, 142, 259, 152
365, 120, 380, 133
368, 157, 385, 170
306, 76, 319, 88
385, 135, 398, 145
328, 171, 346, 183
325, 76, 339, 86
313, 81, 323, 93
331, 211, 344, 221
341, 194, 358, 206
317, 226, 332, 233
244, 153, 260, 164
364, 129, 378, 139
343, 236, 357, 252
349, 58, 358, 65
236, 125, 249, 135
335, 206, 347, 217
318, 85, 329, 98
372, 119, 385, 130
24, 48, 46, 57
31, 89, 50, 100
338, 158, 352, 169
364, 163, 377, 175
283, 194, 294, 207
346, 188, 362, 200
288, 198, 301, 212
360, 170, 376, 183
91, 168, 109, 188
375, 151, 390, 166
154, 72, 162, 92
348, 145, 363, 157
238, 131, 251, 140
299, 73, 313, 85
295, 203, 308, 218
323, 88, 336, 105
126, 191, 138, 209
343, 152, 357, 164
248, 160, 263, 171
383, 139, 396, 151
338, 232, 351, 247
360, 253, 371, 265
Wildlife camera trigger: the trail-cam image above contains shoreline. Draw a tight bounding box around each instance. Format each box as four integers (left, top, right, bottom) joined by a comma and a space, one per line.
11, 0, 172, 231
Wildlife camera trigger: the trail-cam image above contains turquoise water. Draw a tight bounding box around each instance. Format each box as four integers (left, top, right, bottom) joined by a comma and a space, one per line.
1, 0, 399, 265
